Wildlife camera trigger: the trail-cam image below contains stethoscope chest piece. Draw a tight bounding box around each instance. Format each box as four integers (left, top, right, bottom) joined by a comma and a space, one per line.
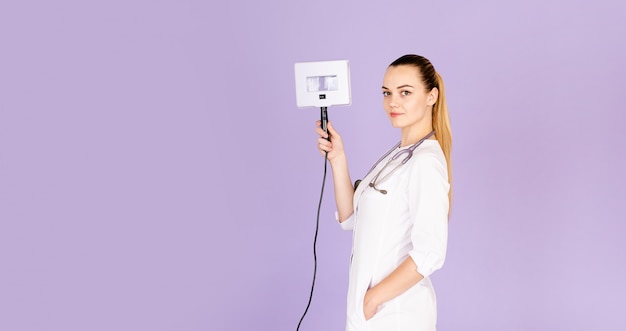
368, 182, 387, 194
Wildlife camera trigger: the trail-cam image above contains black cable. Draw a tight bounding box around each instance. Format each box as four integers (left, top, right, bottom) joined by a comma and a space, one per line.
296, 108, 329, 331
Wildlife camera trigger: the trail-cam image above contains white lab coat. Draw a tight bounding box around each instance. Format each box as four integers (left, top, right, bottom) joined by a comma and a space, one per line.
338, 140, 449, 331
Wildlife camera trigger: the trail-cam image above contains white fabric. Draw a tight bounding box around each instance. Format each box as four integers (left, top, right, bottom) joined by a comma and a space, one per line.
338, 140, 449, 331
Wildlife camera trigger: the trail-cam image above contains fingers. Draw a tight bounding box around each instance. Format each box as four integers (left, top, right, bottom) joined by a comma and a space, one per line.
314, 127, 329, 139
315, 120, 343, 158
318, 136, 332, 153
315, 120, 330, 139
315, 120, 340, 139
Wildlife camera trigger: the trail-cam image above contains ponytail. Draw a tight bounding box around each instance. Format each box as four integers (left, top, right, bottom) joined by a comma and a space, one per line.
432, 72, 453, 214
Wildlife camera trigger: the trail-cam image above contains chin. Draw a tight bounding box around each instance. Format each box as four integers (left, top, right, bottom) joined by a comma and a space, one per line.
388, 119, 403, 128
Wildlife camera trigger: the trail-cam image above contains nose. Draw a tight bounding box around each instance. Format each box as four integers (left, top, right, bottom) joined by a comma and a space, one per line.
388, 94, 400, 108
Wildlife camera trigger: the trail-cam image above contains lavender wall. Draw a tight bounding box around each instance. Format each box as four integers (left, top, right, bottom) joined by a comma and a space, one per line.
1, 0, 625, 330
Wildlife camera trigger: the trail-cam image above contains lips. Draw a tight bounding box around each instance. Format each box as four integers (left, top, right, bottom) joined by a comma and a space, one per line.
389, 112, 403, 117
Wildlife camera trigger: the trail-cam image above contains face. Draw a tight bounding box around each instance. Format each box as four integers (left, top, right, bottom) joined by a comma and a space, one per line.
382, 65, 437, 132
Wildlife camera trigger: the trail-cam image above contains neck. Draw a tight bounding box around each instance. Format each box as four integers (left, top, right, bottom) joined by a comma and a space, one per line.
400, 126, 434, 147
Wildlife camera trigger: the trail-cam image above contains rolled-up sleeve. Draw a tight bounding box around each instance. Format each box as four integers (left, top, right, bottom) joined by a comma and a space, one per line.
407, 154, 449, 278
336, 211, 355, 231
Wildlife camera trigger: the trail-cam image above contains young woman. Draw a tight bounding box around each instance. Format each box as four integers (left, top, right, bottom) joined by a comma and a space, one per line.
315, 54, 452, 330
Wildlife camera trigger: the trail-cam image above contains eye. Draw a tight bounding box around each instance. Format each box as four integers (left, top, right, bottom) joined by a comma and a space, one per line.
382, 91, 391, 97
401, 90, 411, 96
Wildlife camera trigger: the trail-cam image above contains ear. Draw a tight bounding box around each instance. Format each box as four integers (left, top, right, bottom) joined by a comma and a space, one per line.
427, 87, 439, 106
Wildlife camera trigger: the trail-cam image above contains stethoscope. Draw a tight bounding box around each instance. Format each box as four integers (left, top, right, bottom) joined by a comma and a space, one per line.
355, 131, 435, 195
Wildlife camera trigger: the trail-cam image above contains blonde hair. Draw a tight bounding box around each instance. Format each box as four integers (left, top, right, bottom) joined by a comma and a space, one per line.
389, 55, 453, 213
432, 72, 453, 212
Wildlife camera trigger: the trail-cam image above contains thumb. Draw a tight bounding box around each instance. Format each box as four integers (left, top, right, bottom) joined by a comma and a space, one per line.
327, 121, 339, 136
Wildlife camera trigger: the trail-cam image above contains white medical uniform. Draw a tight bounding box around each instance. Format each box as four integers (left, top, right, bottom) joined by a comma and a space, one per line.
338, 140, 449, 331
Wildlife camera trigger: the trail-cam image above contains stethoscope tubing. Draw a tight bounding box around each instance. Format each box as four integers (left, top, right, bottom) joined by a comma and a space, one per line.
363, 131, 435, 194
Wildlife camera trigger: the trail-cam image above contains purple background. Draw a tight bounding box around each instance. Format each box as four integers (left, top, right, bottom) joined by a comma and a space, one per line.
1, 0, 625, 330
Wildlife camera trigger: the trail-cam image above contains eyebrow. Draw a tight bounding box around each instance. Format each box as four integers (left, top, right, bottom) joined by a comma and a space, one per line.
381, 84, 414, 89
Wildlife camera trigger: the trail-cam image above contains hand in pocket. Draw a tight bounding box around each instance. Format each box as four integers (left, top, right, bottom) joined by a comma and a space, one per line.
363, 290, 380, 321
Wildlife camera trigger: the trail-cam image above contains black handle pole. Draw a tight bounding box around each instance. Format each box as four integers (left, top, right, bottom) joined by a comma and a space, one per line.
320, 106, 329, 141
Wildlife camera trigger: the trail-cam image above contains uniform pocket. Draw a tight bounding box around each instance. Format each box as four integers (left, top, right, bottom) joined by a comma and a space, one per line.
357, 278, 374, 322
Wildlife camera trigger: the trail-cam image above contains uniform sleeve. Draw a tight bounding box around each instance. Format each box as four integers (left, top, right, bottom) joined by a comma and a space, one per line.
407, 154, 449, 278
336, 211, 355, 230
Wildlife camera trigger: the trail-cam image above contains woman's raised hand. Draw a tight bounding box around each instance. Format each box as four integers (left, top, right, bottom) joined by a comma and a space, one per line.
315, 120, 346, 162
